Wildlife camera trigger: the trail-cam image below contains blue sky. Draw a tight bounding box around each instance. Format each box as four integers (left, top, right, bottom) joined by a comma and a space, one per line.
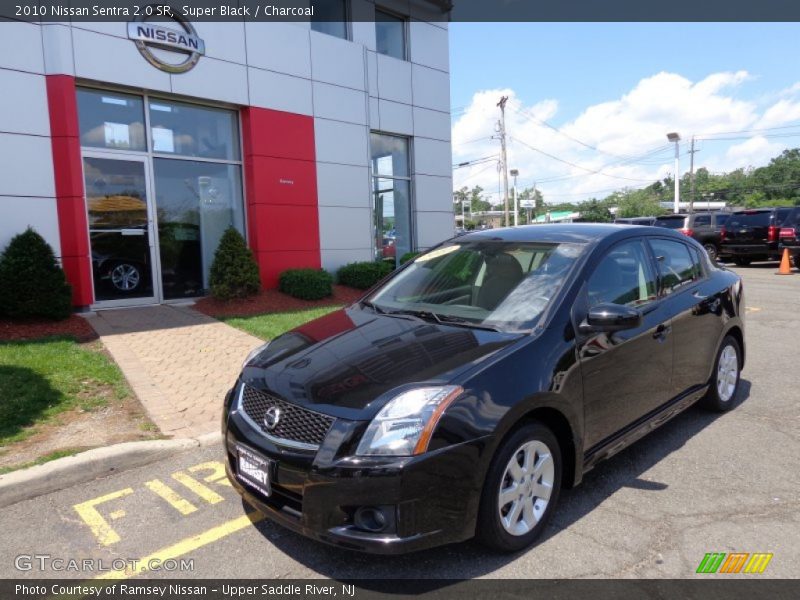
448, 23, 800, 203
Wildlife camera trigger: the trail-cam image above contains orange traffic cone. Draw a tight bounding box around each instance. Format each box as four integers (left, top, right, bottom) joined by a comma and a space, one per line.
777, 248, 793, 275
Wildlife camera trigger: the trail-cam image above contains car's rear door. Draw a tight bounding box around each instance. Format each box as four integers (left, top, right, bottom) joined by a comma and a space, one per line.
577, 238, 674, 449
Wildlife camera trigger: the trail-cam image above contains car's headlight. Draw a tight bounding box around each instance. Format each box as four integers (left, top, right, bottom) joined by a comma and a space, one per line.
242, 342, 269, 370
356, 386, 463, 456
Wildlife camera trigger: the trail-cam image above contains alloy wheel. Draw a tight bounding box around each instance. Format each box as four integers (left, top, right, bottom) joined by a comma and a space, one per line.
716, 344, 739, 402
497, 440, 554, 536
110, 263, 141, 291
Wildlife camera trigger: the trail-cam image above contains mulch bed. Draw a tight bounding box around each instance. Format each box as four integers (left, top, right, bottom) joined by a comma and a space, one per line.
193, 285, 364, 318
0, 315, 98, 343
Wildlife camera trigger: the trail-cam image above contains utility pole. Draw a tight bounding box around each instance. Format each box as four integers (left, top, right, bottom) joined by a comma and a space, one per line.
496, 95, 510, 227
688, 136, 698, 214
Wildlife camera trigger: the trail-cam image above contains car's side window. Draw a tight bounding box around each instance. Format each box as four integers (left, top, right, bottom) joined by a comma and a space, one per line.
587, 240, 657, 308
693, 215, 711, 227
648, 238, 700, 296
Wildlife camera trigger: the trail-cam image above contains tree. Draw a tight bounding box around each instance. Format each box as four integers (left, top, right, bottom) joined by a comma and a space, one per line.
579, 198, 613, 222
0, 227, 72, 320
209, 227, 261, 300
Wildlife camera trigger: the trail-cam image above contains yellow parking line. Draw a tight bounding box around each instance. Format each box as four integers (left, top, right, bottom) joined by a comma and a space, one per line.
144, 480, 198, 515
172, 471, 225, 504
94, 511, 265, 580
73, 488, 134, 546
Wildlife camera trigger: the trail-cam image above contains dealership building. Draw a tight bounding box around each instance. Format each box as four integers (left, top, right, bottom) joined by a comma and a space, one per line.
0, 4, 453, 308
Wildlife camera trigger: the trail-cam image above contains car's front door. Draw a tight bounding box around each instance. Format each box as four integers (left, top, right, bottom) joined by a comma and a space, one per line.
576, 238, 674, 450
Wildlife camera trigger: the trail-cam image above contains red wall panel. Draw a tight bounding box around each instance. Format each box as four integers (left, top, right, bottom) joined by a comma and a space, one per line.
241, 107, 321, 288
46, 75, 93, 307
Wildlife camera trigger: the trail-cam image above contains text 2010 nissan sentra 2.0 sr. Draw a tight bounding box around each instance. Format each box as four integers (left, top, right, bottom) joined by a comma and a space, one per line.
222, 224, 745, 554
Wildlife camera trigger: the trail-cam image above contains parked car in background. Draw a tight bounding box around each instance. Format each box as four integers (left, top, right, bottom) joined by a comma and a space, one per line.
719, 207, 793, 265
614, 216, 656, 225
653, 212, 730, 261
224, 224, 745, 554
778, 206, 800, 267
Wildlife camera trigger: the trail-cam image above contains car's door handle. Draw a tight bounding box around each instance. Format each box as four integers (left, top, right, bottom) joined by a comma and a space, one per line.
653, 323, 671, 340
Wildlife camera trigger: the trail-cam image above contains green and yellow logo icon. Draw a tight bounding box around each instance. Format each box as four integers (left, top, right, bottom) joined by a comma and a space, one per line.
696, 552, 773, 574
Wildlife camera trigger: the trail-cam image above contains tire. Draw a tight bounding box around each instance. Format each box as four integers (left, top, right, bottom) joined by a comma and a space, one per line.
108, 261, 142, 293
732, 257, 751, 266
701, 335, 742, 412
793, 254, 800, 270
703, 243, 718, 262
476, 422, 562, 552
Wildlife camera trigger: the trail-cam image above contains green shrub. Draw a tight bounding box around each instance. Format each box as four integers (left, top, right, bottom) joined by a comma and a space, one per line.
209, 227, 261, 300
337, 261, 393, 290
399, 251, 420, 265
0, 228, 72, 320
279, 269, 333, 300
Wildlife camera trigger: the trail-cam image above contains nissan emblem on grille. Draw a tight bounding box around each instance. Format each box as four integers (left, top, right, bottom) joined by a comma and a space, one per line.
240, 385, 335, 449
263, 406, 281, 430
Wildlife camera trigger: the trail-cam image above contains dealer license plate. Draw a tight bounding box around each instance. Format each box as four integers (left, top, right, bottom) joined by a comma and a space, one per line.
236, 444, 272, 497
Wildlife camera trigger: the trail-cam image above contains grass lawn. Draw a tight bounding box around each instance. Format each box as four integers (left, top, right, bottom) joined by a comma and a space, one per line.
222, 306, 341, 341
0, 337, 129, 446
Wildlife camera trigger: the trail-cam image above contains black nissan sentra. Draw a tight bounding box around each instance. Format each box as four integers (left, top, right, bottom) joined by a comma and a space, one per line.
223, 224, 745, 554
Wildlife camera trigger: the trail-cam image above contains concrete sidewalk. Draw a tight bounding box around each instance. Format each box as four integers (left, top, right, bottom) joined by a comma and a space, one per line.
86, 305, 261, 438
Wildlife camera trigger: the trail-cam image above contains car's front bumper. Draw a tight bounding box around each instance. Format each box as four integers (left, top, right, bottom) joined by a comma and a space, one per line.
222, 390, 489, 554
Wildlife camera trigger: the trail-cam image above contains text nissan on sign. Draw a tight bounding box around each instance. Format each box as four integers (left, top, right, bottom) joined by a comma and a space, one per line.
222, 224, 745, 553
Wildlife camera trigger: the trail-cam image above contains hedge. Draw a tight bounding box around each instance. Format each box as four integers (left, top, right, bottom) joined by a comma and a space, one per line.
209, 227, 261, 300
336, 261, 393, 290
279, 268, 333, 300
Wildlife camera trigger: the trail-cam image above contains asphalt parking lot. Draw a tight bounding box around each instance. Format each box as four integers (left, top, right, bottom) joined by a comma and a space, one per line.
0, 264, 797, 580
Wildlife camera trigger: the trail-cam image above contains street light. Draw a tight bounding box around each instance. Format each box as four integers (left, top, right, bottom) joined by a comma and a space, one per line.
510, 169, 519, 227
666, 132, 681, 214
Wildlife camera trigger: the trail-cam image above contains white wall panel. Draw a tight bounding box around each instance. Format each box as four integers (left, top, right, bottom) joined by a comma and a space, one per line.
414, 175, 453, 213
368, 97, 380, 130
409, 21, 449, 72
0, 134, 55, 198
170, 57, 248, 106
413, 138, 451, 177
316, 164, 370, 208
366, 50, 378, 97
192, 22, 247, 65
378, 99, 413, 136
314, 119, 369, 166
72, 28, 171, 93
313, 82, 367, 125
0, 21, 44, 74
245, 22, 311, 78
413, 107, 451, 141
321, 248, 373, 272
0, 196, 60, 256
376, 54, 412, 104
0, 71, 50, 136
310, 31, 366, 91
411, 64, 450, 112
351, 21, 376, 52
42, 24, 74, 75
415, 211, 455, 249
248, 68, 313, 115
318, 206, 372, 249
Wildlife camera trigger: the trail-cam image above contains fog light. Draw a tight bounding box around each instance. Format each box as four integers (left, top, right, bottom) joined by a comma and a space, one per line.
354, 506, 388, 533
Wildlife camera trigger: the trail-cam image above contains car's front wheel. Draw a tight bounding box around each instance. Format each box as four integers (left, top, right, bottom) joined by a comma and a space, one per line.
701, 335, 742, 412
476, 422, 562, 552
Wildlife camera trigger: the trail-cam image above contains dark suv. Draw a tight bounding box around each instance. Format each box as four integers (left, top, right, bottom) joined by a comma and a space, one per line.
719, 207, 794, 265
778, 206, 800, 267
653, 212, 730, 261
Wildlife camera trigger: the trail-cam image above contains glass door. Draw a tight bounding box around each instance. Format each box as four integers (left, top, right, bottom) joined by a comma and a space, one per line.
82, 154, 159, 305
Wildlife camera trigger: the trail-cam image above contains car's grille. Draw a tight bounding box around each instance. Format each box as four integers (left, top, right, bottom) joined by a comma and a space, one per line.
239, 385, 334, 450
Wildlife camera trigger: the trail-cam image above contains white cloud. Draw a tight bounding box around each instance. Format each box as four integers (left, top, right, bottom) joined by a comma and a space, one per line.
452, 70, 799, 204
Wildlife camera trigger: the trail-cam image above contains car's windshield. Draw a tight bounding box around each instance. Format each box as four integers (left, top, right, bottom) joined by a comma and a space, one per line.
366, 240, 584, 332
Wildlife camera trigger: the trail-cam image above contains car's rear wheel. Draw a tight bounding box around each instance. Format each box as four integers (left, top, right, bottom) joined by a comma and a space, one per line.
701, 335, 742, 412
476, 422, 562, 552
703, 243, 718, 262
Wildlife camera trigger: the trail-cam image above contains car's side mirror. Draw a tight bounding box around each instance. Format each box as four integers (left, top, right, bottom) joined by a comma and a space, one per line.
580, 303, 642, 333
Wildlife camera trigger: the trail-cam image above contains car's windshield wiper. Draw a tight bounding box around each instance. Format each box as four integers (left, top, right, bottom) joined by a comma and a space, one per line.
360, 299, 386, 314
384, 309, 502, 332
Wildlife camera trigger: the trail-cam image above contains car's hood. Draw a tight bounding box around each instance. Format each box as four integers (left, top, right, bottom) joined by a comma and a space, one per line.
241, 307, 523, 417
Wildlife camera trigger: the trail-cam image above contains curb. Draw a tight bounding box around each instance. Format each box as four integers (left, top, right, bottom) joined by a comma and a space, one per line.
0, 432, 222, 509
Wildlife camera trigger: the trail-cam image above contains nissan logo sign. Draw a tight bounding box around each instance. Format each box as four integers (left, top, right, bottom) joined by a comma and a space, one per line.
127, 6, 205, 74
263, 406, 282, 431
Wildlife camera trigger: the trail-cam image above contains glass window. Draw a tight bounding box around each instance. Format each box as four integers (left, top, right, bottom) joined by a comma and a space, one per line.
375, 9, 406, 60
368, 241, 584, 331
77, 88, 146, 151
715, 213, 729, 226
587, 240, 657, 308
148, 99, 240, 160
649, 238, 700, 295
371, 133, 411, 265
311, 0, 348, 39
727, 211, 770, 228
153, 159, 244, 299
693, 215, 711, 227
654, 215, 687, 230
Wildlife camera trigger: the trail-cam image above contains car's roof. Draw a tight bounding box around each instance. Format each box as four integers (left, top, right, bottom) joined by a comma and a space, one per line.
457, 223, 666, 244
